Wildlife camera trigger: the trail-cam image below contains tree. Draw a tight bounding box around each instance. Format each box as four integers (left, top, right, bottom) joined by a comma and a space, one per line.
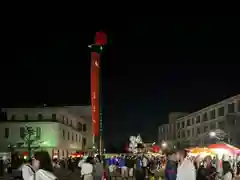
20, 126, 37, 158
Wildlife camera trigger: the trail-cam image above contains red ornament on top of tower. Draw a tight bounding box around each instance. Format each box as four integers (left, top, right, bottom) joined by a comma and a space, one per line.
95, 32, 107, 45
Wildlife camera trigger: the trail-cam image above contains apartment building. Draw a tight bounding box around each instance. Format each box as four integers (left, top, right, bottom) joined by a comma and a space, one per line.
175, 95, 240, 148
158, 95, 240, 148
158, 112, 188, 145
0, 106, 93, 158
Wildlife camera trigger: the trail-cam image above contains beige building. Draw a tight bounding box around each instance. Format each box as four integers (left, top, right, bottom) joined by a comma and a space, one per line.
158, 95, 240, 148
158, 112, 188, 145
0, 106, 93, 158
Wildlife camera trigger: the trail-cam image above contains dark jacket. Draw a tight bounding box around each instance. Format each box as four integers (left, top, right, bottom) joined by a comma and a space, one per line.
165, 160, 177, 180
197, 165, 217, 180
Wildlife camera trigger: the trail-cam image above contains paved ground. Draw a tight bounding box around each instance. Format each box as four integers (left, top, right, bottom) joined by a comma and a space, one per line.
54, 168, 81, 180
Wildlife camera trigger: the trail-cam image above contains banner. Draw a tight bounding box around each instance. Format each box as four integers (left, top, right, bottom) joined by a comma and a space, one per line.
91, 52, 100, 136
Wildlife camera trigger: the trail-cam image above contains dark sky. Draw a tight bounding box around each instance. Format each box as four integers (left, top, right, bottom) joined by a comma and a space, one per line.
3, 16, 240, 147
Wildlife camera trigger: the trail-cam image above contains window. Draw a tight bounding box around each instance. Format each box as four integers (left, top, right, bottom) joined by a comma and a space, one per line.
181, 121, 185, 128
177, 131, 180, 138
187, 119, 190, 126
24, 114, 29, 120
218, 107, 225, 116
70, 120, 72, 126
177, 122, 180, 129
218, 121, 225, 130
210, 110, 216, 119
197, 127, 201, 134
204, 126, 208, 132
228, 103, 235, 113
83, 124, 87, 132
83, 138, 87, 147
187, 130, 190, 136
192, 128, 195, 136
181, 131, 185, 138
36, 127, 41, 139
76, 134, 78, 142
68, 132, 70, 140
11, 115, 15, 120
202, 113, 208, 121
66, 118, 69, 124
79, 135, 81, 142
20, 127, 25, 138
4, 128, 9, 138
62, 129, 65, 139
38, 114, 43, 120
191, 118, 194, 125
196, 116, 200, 123
72, 133, 74, 141
52, 114, 56, 120
62, 150, 64, 157
78, 123, 83, 131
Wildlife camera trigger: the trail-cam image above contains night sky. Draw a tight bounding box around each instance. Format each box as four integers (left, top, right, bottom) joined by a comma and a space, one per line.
3, 16, 240, 148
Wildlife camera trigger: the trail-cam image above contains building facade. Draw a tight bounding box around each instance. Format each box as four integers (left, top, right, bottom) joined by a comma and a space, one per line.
158, 95, 240, 148
0, 106, 93, 158
158, 112, 188, 145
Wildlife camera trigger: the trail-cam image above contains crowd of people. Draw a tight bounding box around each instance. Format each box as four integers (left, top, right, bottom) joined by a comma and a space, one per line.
165, 149, 240, 180
2, 149, 240, 180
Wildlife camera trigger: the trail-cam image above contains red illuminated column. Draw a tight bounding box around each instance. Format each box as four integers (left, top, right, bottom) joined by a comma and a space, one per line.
90, 32, 107, 154
91, 52, 100, 136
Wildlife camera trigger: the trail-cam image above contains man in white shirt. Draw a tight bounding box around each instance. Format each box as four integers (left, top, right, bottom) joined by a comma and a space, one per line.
78, 158, 85, 169
81, 157, 94, 180
176, 149, 196, 180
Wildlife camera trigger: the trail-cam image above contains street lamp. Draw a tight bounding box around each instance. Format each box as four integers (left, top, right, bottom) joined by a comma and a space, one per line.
209, 131, 230, 144
209, 131, 217, 138
162, 142, 167, 148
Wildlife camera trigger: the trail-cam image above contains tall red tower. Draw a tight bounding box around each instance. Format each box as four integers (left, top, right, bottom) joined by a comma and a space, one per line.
90, 32, 107, 154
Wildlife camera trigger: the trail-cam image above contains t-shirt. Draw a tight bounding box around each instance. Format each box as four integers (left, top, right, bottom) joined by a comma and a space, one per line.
81, 163, 93, 175
142, 158, 148, 167
223, 172, 232, 180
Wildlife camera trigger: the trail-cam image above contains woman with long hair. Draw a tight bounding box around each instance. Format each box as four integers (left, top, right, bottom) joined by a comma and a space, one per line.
31, 151, 57, 180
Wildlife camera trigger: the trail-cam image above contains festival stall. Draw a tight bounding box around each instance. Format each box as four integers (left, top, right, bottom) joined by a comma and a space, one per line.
208, 143, 240, 158
188, 147, 215, 158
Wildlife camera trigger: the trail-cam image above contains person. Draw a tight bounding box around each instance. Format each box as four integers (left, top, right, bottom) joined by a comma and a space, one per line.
197, 156, 217, 180
78, 157, 85, 170
52, 159, 60, 168
165, 151, 177, 180
81, 157, 94, 180
222, 161, 234, 180
30, 151, 57, 180
176, 149, 195, 180
141, 155, 148, 178
22, 159, 35, 180
94, 155, 104, 180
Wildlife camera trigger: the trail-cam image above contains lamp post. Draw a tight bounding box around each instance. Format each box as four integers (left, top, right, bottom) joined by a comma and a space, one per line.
209, 131, 230, 144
